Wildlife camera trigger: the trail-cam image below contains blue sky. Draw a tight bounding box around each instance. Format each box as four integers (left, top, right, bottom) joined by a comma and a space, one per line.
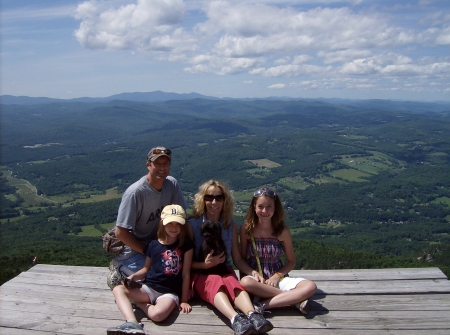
2, 0, 449, 101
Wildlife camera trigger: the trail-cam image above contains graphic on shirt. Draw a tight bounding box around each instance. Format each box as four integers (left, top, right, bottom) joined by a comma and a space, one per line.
146, 206, 164, 224
161, 247, 182, 275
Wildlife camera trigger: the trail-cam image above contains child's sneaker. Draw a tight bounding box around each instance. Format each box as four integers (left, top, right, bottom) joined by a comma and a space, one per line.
106, 321, 145, 335
293, 299, 309, 315
232, 313, 256, 335
248, 311, 273, 334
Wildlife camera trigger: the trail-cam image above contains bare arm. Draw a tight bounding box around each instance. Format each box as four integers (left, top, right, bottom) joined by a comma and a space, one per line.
277, 227, 296, 275
232, 223, 258, 277
179, 248, 193, 313
129, 256, 151, 281
115, 226, 146, 254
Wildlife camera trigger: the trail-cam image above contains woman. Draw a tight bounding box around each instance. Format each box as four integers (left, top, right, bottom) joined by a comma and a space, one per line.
188, 180, 273, 335
239, 188, 317, 314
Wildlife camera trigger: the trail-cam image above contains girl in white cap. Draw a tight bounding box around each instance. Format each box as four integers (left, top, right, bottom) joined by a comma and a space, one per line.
107, 204, 194, 335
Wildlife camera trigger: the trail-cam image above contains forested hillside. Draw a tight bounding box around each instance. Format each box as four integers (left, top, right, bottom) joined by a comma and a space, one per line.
1, 97, 450, 285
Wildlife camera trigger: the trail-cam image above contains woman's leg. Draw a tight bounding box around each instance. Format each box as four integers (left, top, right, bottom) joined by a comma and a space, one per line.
240, 276, 283, 298
261, 280, 317, 309
233, 289, 255, 315
213, 288, 240, 320
137, 297, 177, 322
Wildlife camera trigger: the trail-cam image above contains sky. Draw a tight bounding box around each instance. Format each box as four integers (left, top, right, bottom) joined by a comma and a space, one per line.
1, 0, 450, 101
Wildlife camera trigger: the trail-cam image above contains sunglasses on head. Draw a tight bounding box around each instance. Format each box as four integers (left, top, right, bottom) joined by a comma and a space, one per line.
152, 148, 172, 155
253, 189, 276, 198
204, 194, 225, 202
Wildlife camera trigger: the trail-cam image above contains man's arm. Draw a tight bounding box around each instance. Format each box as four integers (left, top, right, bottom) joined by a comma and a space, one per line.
115, 226, 146, 254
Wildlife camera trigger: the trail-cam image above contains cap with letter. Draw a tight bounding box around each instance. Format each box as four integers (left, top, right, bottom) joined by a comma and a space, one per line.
161, 204, 186, 225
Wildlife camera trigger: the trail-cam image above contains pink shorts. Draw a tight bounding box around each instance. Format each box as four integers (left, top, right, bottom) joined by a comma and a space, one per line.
193, 269, 245, 306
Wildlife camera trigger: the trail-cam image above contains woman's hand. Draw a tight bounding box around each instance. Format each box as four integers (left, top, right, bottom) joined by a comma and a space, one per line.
179, 302, 192, 313
205, 250, 225, 269
252, 271, 265, 284
265, 274, 280, 287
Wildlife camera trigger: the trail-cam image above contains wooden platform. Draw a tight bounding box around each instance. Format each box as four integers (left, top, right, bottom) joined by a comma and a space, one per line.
1, 265, 450, 335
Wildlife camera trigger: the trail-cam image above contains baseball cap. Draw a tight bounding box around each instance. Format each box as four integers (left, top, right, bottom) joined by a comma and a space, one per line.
147, 146, 172, 162
161, 204, 186, 225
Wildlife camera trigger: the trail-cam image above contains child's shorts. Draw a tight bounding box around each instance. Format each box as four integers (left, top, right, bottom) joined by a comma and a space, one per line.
245, 275, 307, 291
142, 284, 179, 306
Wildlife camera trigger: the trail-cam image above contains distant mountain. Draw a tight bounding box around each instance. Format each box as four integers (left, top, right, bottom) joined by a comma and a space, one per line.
0, 91, 219, 105
1, 92, 450, 114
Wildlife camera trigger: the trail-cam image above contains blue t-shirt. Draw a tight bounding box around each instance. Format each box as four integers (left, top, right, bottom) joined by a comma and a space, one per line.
144, 238, 194, 297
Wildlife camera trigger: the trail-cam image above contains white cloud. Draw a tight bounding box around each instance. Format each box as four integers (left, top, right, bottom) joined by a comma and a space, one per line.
268, 83, 285, 89
184, 54, 259, 74
250, 64, 327, 77
74, 0, 191, 52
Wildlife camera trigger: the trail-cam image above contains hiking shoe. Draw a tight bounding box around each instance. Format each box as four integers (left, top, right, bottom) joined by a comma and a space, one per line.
293, 299, 309, 315
253, 302, 270, 315
106, 321, 145, 335
107, 264, 126, 290
109, 258, 121, 271
232, 313, 256, 335
248, 311, 273, 334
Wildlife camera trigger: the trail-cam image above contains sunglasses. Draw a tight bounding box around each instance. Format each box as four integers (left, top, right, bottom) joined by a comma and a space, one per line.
152, 148, 172, 155
204, 194, 225, 202
253, 189, 276, 198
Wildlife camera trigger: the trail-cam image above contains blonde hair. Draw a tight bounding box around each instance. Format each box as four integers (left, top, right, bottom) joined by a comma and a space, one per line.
191, 180, 235, 229
157, 220, 187, 247
244, 188, 285, 237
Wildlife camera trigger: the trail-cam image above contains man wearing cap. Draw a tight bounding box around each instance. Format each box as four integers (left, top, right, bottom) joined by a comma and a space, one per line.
107, 146, 188, 289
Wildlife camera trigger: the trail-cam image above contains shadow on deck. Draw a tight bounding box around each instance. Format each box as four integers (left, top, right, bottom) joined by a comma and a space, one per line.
1, 265, 450, 334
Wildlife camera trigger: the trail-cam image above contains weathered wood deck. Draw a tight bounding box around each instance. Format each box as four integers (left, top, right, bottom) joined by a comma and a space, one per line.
1, 265, 450, 334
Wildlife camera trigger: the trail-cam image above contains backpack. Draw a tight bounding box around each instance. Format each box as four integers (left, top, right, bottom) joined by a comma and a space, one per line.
102, 227, 125, 254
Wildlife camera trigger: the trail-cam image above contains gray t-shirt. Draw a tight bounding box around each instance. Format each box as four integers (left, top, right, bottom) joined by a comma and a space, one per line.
115, 175, 187, 258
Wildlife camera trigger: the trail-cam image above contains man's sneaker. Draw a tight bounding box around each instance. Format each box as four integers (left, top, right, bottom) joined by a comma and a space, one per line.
109, 258, 121, 271
106, 321, 145, 335
232, 313, 256, 335
248, 311, 273, 334
107, 260, 126, 290
293, 299, 309, 315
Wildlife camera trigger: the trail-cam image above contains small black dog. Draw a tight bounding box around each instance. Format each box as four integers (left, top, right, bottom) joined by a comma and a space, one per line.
200, 220, 229, 275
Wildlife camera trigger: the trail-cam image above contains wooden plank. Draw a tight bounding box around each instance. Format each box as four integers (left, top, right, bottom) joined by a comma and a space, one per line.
315, 278, 450, 294
8, 270, 450, 295
26, 264, 448, 281
1, 327, 449, 335
310, 293, 450, 311
6, 271, 109, 290
290, 267, 448, 281
2, 307, 450, 332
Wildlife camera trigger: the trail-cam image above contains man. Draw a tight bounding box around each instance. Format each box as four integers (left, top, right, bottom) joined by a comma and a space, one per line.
107, 146, 187, 289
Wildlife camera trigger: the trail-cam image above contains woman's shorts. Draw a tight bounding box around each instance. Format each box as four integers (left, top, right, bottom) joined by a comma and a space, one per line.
245, 275, 307, 291
142, 284, 179, 306
194, 269, 245, 306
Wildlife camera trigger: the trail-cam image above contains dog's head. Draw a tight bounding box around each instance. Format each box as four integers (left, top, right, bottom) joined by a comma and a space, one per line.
201, 220, 222, 241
